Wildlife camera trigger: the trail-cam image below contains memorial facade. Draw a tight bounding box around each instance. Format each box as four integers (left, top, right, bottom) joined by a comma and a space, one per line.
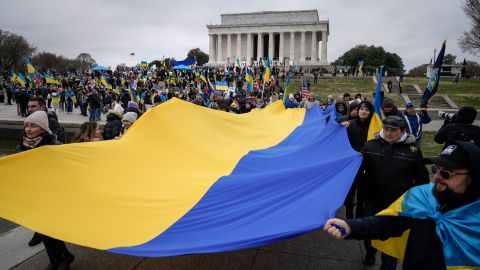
207, 10, 329, 67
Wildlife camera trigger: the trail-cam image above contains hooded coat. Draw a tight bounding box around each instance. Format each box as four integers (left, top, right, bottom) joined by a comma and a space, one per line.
103, 110, 123, 140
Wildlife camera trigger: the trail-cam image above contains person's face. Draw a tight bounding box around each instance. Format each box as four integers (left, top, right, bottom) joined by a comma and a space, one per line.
27, 101, 45, 114
24, 122, 44, 139
406, 107, 415, 114
272, 95, 278, 102
338, 105, 345, 112
358, 107, 370, 119
344, 96, 350, 101
350, 108, 359, 118
382, 126, 404, 144
123, 121, 132, 130
94, 125, 102, 139
383, 106, 393, 113
432, 166, 471, 195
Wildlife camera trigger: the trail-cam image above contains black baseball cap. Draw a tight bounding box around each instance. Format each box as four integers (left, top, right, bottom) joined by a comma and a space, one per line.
382, 116, 407, 130
424, 144, 470, 169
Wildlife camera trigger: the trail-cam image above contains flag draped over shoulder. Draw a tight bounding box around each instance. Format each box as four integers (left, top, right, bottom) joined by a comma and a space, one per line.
367, 66, 384, 140
0, 99, 362, 258
372, 183, 480, 269
421, 41, 446, 110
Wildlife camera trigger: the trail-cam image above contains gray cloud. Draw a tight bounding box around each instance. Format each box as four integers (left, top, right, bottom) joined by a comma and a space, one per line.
1, 0, 477, 70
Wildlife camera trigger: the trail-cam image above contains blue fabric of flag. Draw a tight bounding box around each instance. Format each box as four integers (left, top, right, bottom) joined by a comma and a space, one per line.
171, 57, 196, 67
109, 105, 362, 257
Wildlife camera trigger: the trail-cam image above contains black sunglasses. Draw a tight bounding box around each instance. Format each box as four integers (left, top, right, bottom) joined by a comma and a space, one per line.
431, 166, 469, 180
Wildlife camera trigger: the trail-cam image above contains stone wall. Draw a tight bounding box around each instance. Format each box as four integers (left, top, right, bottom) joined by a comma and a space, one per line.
221, 10, 319, 26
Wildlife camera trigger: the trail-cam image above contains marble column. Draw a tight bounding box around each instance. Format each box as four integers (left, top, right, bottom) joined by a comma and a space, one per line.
268, 32, 274, 59
257, 33, 264, 61
279, 32, 284, 62
217, 34, 223, 63
247, 33, 252, 62
236, 34, 241, 60
311, 31, 317, 62
321, 31, 328, 62
209, 34, 216, 63
300, 31, 306, 62
226, 34, 232, 63
289, 32, 295, 62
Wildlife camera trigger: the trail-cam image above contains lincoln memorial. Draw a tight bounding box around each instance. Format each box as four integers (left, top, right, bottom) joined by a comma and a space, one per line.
207, 10, 329, 67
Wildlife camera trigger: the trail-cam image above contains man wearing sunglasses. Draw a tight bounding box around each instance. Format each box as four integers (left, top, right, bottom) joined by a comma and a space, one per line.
324, 140, 480, 269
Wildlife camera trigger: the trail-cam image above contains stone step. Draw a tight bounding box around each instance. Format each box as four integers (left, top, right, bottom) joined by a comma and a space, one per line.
406, 94, 451, 108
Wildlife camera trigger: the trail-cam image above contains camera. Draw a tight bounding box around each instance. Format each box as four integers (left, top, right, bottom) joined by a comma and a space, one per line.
438, 111, 456, 120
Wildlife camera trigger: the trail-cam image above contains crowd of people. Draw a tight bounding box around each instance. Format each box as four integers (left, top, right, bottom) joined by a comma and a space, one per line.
1, 63, 479, 270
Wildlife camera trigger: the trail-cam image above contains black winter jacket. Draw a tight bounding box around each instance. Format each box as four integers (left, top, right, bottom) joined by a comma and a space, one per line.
434, 121, 480, 146
46, 111, 66, 143
347, 215, 446, 269
103, 111, 122, 140
346, 118, 370, 152
361, 135, 429, 210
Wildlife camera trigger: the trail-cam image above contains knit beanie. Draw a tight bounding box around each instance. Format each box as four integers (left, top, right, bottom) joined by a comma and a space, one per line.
349, 101, 359, 111
114, 103, 124, 115
127, 101, 139, 110
382, 97, 395, 108
25, 111, 52, 134
122, 112, 137, 124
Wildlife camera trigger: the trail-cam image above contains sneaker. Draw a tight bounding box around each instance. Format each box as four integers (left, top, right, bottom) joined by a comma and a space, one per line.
364, 253, 376, 266
28, 233, 42, 246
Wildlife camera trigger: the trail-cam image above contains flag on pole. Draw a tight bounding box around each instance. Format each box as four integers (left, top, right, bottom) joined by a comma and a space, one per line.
367, 66, 384, 141
44, 73, 61, 85
200, 72, 207, 84
16, 73, 27, 86
10, 70, 18, 83
215, 81, 229, 91
246, 67, 254, 92
420, 40, 446, 110
263, 56, 271, 82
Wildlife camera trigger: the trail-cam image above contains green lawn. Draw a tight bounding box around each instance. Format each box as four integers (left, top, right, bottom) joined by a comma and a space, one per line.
421, 131, 444, 157
283, 77, 479, 108
404, 77, 480, 94
284, 77, 405, 105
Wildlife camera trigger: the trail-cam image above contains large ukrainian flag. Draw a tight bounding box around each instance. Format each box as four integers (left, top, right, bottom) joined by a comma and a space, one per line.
0, 99, 361, 257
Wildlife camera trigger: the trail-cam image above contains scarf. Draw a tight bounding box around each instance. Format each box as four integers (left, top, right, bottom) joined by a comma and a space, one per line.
22, 136, 43, 149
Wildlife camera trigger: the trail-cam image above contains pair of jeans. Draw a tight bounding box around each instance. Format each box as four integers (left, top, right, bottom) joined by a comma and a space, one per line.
80, 102, 87, 116
89, 108, 101, 122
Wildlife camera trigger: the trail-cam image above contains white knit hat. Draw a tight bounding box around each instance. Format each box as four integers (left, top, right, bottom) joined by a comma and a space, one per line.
122, 112, 137, 124
25, 111, 52, 134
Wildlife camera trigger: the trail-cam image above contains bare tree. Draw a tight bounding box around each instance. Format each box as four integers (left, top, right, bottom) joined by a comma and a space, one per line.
459, 0, 480, 55
75, 53, 97, 71
0, 30, 36, 71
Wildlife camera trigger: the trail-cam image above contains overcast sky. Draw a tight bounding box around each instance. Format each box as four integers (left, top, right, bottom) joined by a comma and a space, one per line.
1, 0, 477, 71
